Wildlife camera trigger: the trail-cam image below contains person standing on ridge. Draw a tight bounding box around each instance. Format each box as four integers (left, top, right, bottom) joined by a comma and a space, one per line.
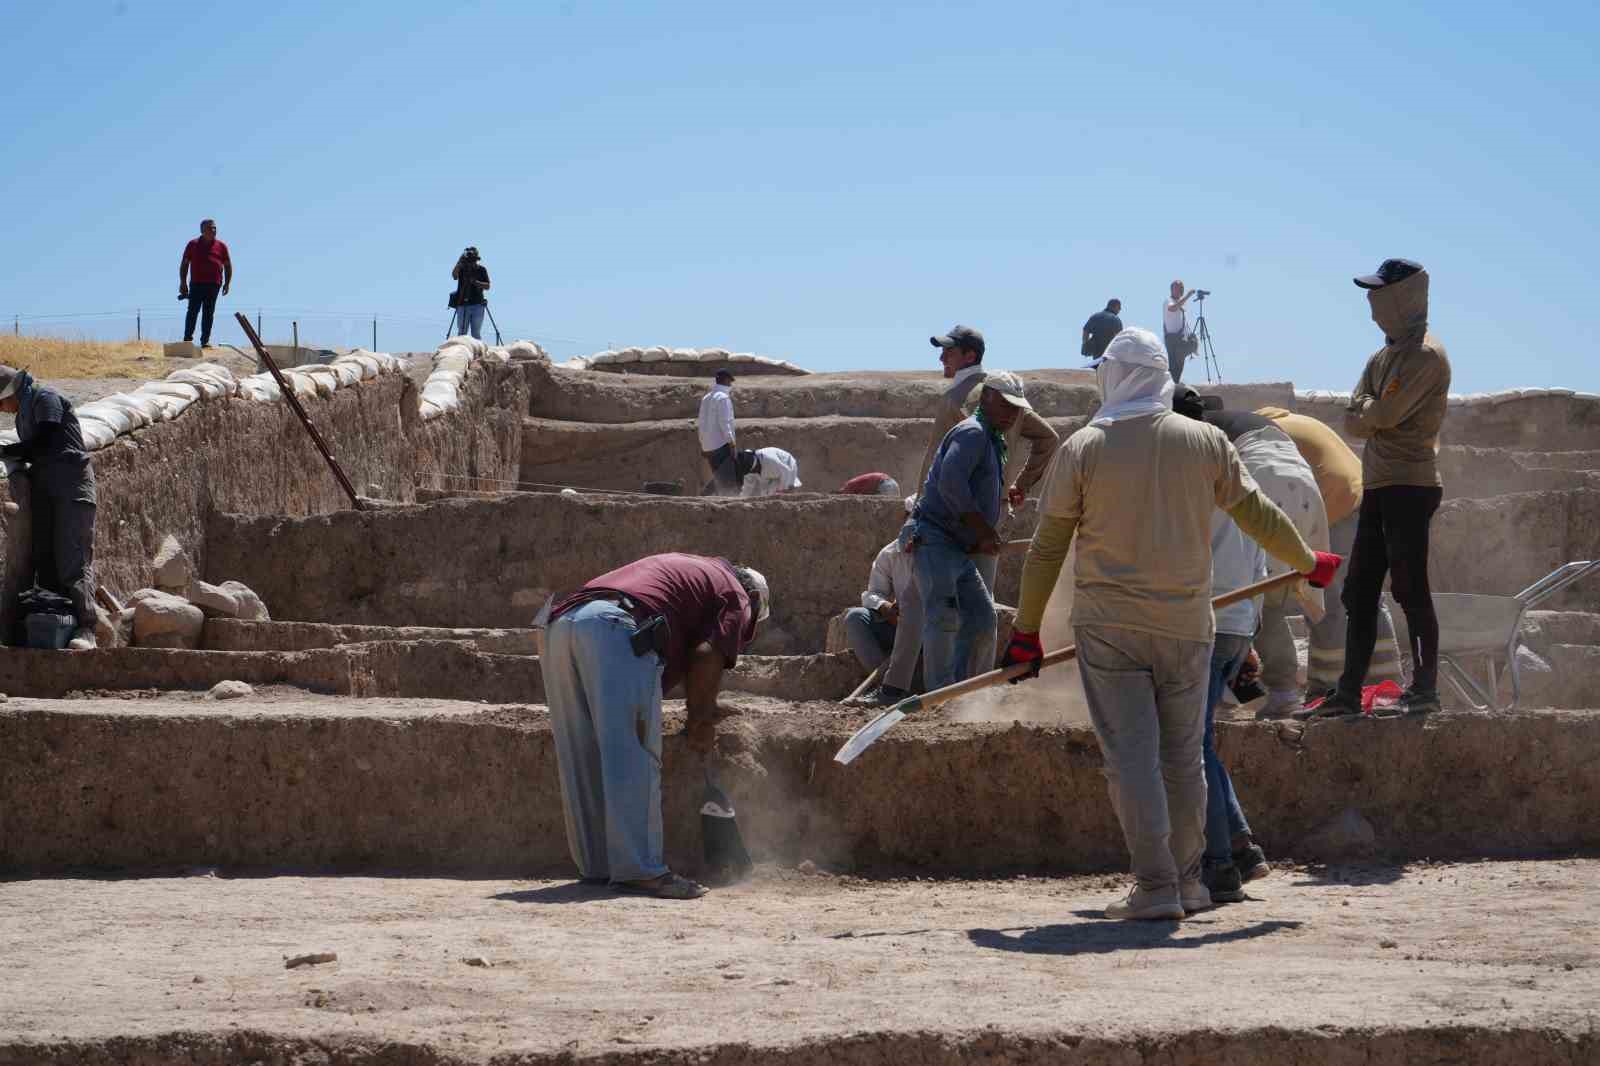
178, 219, 232, 350
1081, 299, 1123, 361
697, 369, 739, 496
1310, 259, 1451, 719
1162, 281, 1198, 383
450, 246, 491, 340
1002, 329, 1339, 921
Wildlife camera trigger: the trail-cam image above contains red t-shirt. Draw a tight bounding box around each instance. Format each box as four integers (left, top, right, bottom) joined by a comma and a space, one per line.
550, 553, 755, 693
838, 472, 893, 495
183, 238, 231, 285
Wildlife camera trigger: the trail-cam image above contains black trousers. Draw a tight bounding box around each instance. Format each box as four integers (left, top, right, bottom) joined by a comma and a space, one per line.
701, 444, 739, 496
184, 282, 221, 345
1338, 484, 1443, 696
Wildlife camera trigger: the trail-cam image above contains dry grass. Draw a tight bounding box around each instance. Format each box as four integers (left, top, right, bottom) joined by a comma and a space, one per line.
0, 335, 166, 379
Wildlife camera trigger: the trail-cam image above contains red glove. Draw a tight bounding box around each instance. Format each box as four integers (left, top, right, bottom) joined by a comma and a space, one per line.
1001, 631, 1044, 684
1305, 551, 1343, 589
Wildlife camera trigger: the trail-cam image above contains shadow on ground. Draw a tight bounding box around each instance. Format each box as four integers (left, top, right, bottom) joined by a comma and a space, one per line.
967, 911, 1303, 956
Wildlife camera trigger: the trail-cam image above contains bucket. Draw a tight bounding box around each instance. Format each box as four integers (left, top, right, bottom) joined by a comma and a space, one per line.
24, 612, 77, 650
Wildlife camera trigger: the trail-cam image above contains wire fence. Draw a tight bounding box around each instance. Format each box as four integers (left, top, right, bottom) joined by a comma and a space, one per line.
4, 306, 606, 360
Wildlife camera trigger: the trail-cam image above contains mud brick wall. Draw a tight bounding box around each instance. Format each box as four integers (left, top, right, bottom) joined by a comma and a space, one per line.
1431, 489, 1600, 610
205, 493, 1039, 653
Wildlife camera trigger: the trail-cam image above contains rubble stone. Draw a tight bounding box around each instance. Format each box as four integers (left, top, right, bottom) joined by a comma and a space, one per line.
130, 590, 205, 650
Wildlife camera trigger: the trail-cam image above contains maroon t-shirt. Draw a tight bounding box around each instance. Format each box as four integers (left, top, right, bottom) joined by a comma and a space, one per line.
549, 553, 755, 693
183, 237, 231, 285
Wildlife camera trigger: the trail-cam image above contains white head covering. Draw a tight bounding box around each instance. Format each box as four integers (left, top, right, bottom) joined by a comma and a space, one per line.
734, 565, 771, 622
1089, 328, 1175, 427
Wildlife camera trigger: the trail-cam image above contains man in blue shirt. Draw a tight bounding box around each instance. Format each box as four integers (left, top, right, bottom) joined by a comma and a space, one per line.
900, 371, 1033, 690
1082, 299, 1123, 360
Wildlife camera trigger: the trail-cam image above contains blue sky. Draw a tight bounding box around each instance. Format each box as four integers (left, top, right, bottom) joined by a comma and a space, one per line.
3, 1, 1595, 391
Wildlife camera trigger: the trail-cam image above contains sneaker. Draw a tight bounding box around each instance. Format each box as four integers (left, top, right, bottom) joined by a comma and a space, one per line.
1295, 690, 1363, 720
1181, 877, 1216, 913
1200, 863, 1243, 904
1105, 885, 1185, 921
66, 629, 97, 651
1232, 842, 1271, 882
843, 684, 908, 708
1256, 689, 1303, 720
1401, 687, 1441, 716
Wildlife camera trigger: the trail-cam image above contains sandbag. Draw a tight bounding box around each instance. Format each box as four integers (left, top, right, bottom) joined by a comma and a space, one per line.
101, 395, 154, 428
168, 363, 238, 399
76, 417, 120, 451
237, 375, 282, 402
75, 401, 135, 434
328, 362, 363, 388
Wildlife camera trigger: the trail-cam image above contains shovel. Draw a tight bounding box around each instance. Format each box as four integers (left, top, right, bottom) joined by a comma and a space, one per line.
833, 569, 1309, 765
700, 763, 753, 883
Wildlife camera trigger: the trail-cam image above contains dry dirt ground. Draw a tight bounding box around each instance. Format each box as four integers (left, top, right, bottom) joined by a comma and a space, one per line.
1, 859, 1596, 1062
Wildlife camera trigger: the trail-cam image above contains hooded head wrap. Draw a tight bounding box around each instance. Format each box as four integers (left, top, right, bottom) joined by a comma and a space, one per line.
1089, 328, 1175, 427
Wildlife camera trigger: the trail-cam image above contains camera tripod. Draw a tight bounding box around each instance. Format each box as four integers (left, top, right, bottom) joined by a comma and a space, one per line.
443, 302, 502, 346
1191, 291, 1222, 383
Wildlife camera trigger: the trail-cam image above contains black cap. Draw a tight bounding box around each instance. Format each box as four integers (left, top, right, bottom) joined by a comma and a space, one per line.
1354, 258, 1423, 289
714, 368, 736, 384
930, 324, 985, 357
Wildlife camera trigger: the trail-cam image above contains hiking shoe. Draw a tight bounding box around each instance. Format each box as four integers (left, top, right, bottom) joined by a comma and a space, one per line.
1182, 877, 1217, 913
843, 684, 908, 708
1232, 843, 1271, 883
1256, 690, 1303, 720
1105, 885, 1185, 921
1401, 688, 1441, 716
1295, 690, 1363, 720
1200, 863, 1244, 904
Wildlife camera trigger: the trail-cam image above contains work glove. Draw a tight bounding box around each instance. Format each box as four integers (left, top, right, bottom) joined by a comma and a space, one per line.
1001, 631, 1044, 684
1304, 551, 1343, 589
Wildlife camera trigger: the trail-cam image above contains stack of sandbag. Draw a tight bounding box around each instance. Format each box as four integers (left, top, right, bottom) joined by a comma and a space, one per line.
418, 338, 485, 421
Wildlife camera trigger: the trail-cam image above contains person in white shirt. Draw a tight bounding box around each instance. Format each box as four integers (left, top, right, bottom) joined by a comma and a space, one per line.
737, 446, 802, 498
841, 536, 923, 706
697, 369, 738, 495
1163, 281, 1197, 383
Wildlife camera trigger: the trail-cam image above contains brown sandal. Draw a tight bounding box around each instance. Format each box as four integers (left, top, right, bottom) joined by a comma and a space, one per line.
613, 872, 708, 900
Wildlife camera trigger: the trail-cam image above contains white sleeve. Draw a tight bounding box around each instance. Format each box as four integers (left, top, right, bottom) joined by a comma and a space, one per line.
861, 547, 894, 612
719, 394, 735, 439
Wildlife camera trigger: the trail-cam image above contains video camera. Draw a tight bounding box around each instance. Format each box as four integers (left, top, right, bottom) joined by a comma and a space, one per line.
459, 246, 480, 264
1193, 289, 1211, 298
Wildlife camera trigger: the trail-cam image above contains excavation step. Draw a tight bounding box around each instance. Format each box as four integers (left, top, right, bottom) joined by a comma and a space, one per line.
2, 859, 1596, 1063
4, 698, 1598, 875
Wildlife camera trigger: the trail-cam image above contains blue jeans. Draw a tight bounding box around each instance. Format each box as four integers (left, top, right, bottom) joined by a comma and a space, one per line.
904, 520, 995, 692
455, 303, 485, 340
1203, 633, 1253, 864
543, 600, 668, 883
842, 606, 895, 672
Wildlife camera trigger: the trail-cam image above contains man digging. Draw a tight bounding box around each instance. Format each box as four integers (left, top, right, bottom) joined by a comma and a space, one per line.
1002, 329, 1339, 920
540, 553, 768, 899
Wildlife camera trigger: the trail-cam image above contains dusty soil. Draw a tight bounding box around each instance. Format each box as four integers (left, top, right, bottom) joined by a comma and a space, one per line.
0, 859, 1596, 1063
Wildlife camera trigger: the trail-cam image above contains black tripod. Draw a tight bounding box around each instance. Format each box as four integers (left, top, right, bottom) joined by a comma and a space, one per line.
443, 302, 503, 345
1191, 290, 1222, 382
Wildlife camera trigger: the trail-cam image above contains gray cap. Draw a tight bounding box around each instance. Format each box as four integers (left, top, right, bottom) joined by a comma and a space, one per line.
930, 324, 985, 357
981, 369, 1033, 409
0, 365, 21, 401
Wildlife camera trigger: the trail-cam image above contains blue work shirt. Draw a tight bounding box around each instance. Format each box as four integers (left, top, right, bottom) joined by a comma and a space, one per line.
913, 416, 1003, 549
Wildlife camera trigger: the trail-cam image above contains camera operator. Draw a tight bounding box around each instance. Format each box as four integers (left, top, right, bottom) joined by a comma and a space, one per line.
1163, 281, 1202, 383
450, 246, 491, 340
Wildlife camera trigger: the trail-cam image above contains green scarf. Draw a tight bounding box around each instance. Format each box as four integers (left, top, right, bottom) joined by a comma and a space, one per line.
974, 406, 1008, 471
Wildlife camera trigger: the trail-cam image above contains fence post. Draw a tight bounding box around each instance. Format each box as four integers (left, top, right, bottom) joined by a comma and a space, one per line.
11, 317, 16, 336
136, 309, 141, 341
256, 310, 262, 336
372, 316, 377, 352
292, 320, 299, 354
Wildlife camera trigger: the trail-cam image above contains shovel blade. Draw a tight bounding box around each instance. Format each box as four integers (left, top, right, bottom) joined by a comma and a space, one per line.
833, 708, 907, 765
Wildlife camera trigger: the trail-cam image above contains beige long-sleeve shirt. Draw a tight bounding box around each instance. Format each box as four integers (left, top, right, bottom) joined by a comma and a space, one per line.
913, 368, 1059, 499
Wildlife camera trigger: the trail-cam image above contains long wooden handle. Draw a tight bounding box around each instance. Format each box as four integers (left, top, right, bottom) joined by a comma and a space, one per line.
916, 569, 1306, 714
846, 663, 886, 701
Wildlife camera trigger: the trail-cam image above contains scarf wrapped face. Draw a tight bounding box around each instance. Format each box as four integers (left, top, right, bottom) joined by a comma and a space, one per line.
974, 402, 1009, 470
1090, 329, 1175, 426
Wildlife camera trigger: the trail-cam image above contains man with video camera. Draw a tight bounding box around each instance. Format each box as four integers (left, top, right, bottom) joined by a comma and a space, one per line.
450, 246, 492, 340
1163, 281, 1202, 383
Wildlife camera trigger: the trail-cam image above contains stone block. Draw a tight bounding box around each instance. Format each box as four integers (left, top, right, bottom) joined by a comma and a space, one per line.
130, 589, 204, 649
152, 535, 192, 594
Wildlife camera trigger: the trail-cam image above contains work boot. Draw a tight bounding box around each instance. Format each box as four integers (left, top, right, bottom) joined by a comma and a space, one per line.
1295, 689, 1363, 720
1105, 884, 1185, 921
844, 684, 908, 709
1232, 841, 1271, 882
66, 628, 97, 651
1256, 689, 1303, 720
1201, 862, 1245, 904
1400, 687, 1441, 716
1180, 877, 1216, 914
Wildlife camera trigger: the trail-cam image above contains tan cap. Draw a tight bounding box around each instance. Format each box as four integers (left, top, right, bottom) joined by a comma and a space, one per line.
980, 369, 1033, 409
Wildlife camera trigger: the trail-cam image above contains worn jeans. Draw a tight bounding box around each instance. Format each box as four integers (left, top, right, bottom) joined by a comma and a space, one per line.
1340, 485, 1443, 697
1204, 634, 1253, 864
543, 600, 668, 883
842, 607, 895, 671
1077, 624, 1212, 891
8, 470, 97, 628
906, 521, 996, 692
183, 282, 221, 346
455, 303, 486, 340
1307, 511, 1402, 691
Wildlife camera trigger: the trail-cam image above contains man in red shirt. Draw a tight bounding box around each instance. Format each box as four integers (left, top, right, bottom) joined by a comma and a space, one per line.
540, 553, 770, 899
178, 219, 233, 349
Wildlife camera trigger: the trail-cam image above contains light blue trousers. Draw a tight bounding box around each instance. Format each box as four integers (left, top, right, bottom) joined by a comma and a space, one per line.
455, 303, 485, 340
906, 521, 996, 692
543, 600, 667, 883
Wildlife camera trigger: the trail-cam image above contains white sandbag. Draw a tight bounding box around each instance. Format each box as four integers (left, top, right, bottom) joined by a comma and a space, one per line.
140, 392, 190, 421
418, 399, 444, 420
696, 349, 728, 364
671, 347, 700, 360
76, 401, 135, 434
237, 375, 281, 402
139, 381, 202, 405
643, 346, 670, 359
612, 347, 643, 363
166, 367, 236, 399
420, 381, 461, 415
285, 368, 333, 399
102, 395, 154, 428
557, 357, 592, 371
371, 353, 402, 373
78, 419, 119, 450
337, 354, 380, 379
328, 362, 363, 388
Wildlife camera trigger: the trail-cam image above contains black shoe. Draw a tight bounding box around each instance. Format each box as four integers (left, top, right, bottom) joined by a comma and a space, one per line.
1232, 843, 1270, 882
1202, 861, 1245, 903
1296, 690, 1363, 720
1401, 687, 1441, 716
